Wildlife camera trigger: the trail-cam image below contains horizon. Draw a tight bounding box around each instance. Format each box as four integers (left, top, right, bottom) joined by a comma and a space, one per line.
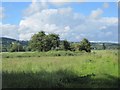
0, 36, 118, 44
1, 1, 118, 42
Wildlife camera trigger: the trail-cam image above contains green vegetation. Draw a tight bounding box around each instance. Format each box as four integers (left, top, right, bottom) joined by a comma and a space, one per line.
0, 37, 28, 52
1, 31, 92, 52
29, 31, 60, 51
1, 31, 119, 88
0, 37, 118, 52
2, 50, 119, 88
59, 40, 71, 51
79, 38, 91, 52
2, 51, 80, 58
10, 42, 25, 52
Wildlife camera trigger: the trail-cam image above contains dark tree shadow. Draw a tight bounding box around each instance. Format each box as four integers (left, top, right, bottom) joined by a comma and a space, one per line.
2, 69, 119, 88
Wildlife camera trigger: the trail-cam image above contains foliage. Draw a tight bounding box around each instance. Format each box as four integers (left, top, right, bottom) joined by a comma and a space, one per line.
29, 31, 60, 52
79, 38, 91, 52
59, 40, 71, 51
0, 37, 28, 52
102, 43, 106, 50
2, 50, 82, 58
0, 37, 119, 52
48, 34, 60, 50
9, 42, 25, 52
72, 43, 80, 51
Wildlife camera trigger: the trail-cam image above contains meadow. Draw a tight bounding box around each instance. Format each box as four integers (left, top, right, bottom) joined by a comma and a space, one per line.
2, 50, 119, 88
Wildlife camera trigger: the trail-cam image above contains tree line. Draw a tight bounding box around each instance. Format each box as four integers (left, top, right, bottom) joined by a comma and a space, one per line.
9, 31, 91, 52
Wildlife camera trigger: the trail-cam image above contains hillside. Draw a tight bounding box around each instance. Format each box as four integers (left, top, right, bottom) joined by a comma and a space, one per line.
0, 37, 28, 52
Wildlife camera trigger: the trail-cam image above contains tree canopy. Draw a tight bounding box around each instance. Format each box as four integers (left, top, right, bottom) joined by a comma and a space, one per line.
60, 40, 71, 51
29, 32, 91, 52
29, 31, 60, 52
79, 38, 91, 52
10, 42, 24, 52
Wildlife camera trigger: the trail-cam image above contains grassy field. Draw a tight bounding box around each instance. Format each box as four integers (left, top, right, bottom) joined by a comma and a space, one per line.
2, 50, 119, 88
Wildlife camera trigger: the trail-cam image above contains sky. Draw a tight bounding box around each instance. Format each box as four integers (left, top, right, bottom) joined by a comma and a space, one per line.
0, 0, 118, 43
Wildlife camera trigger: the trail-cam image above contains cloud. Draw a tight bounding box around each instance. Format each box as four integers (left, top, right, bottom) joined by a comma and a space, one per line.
24, 0, 48, 16
1, 24, 19, 39
2, 2, 118, 42
90, 8, 103, 19
0, 7, 5, 19
18, 6, 86, 40
103, 2, 109, 9
18, 3, 117, 42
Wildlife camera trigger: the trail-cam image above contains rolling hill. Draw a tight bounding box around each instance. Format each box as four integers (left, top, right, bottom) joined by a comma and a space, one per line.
0, 37, 28, 52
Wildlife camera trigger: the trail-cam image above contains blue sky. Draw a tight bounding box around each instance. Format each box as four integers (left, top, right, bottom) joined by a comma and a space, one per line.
2, 2, 117, 24
1, 1, 118, 42
2, 2, 31, 24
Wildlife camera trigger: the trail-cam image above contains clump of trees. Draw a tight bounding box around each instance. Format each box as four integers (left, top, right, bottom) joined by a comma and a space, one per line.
6, 31, 91, 52
29, 31, 91, 52
1, 31, 119, 52
79, 38, 91, 52
59, 40, 71, 51
29, 31, 60, 52
10, 42, 25, 52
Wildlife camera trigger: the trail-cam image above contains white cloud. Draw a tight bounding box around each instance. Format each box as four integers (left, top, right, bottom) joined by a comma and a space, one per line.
1, 24, 19, 39
64, 26, 70, 32
90, 8, 103, 19
24, 1, 48, 16
99, 26, 107, 30
18, 2, 118, 42
2, 2, 118, 42
18, 6, 83, 40
19, 33, 34, 40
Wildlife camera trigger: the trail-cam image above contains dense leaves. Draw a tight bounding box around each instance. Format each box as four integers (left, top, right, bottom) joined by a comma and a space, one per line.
79, 38, 91, 52
29, 32, 91, 52
60, 40, 71, 51
10, 42, 25, 52
29, 31, 60, 52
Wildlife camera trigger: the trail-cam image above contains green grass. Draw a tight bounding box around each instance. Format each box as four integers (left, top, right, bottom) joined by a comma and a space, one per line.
2, 50, 78, 58
2, 50, 119, 88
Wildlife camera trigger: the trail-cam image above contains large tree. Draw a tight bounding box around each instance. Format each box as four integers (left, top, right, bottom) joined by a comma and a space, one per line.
48, 34, 60, 50
79, 38, 91, 52
29, 31, 46, 51
60, 40, 71, 51
29, 31, 60, 52
102, 43, 106, 50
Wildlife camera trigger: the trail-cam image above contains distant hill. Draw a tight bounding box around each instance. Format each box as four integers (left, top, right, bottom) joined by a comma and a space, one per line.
0, 37, 28, 46
0, 37, 28, 52
90, 42, 118, 50
0, 37, 17, 45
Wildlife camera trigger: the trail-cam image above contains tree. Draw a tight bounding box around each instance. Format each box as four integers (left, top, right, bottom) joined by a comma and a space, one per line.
60, 40, 71, 51
102, 43, 106, 50
48, 34, 60, 50
29, 31, 46, 51
70, 44, 76, 51
42, 35, 52, 51
10, 42, 24, 52
29, 31, 60, 52
79, 38, 91, 52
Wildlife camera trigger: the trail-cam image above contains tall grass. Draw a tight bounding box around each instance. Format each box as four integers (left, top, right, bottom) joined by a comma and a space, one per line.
2, 50, 79, 58
2, 50, 119, 88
